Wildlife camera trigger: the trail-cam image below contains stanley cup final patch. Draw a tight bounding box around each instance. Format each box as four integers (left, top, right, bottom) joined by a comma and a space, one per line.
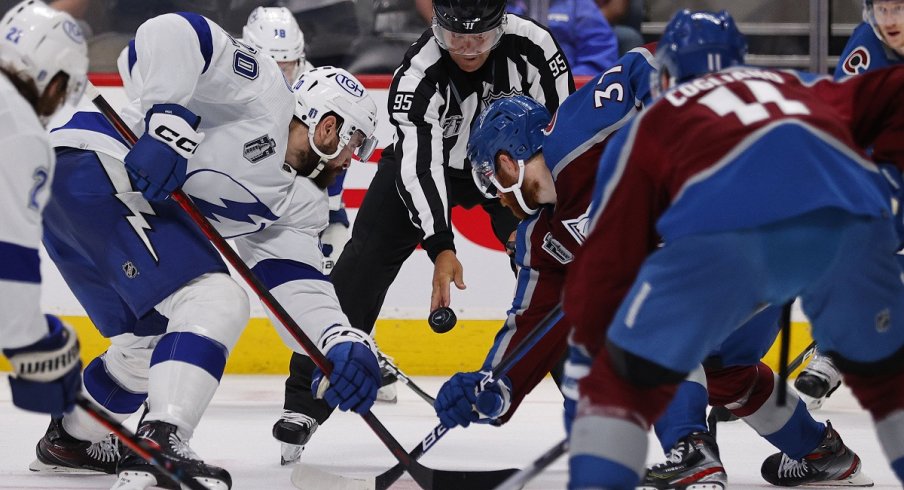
243, 135, 277, 164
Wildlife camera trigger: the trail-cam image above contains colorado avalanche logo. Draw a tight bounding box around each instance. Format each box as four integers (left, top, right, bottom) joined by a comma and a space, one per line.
184, 170, 279, 238
842, 47, 870, 76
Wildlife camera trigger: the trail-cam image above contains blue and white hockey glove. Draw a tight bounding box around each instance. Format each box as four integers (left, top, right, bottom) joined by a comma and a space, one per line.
311, 325, 380, 414
2, 315, 82, 418
562, 344, 592, 436
125, 104, 204, 201
434, 371, 512, 429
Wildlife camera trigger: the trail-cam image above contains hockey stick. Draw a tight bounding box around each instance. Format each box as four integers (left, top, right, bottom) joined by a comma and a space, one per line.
377, 351, 436, 405
293, 305, 565, 490
74, 397, 208, 490
86, 85, 456, 490
494, 438, 568, 490
777, 302, 793, 406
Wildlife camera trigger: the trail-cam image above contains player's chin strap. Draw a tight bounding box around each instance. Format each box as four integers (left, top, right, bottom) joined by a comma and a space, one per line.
511, 160, 538, 216
306, 121, 344, 179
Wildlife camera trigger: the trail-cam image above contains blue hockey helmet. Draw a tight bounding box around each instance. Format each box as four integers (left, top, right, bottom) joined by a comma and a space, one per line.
467, 95, 550, 199
655, 10, 747, 90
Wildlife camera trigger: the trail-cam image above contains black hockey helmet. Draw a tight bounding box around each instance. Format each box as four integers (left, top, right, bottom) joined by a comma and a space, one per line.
433, 0, 506, 34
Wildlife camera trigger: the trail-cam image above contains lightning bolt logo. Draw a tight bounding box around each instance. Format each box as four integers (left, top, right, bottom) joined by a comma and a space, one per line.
117, 192, 159, 262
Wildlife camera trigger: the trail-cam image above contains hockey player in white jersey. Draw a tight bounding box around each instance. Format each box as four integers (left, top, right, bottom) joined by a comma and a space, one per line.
241, 6, 313, 83
33, 11, 380, 490
0, 0, 87, 418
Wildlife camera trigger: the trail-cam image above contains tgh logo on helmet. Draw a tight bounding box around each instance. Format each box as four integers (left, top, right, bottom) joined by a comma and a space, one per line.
335, 74, 364, 98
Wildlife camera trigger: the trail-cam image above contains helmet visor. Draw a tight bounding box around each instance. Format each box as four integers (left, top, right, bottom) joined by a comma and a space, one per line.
471, 159, 499, 199
432, 19, 505, 56
347, 128, 378, 162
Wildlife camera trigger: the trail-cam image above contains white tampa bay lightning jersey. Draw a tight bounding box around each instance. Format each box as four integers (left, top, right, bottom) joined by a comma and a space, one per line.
52, 12, 299, 239
0, 75, 54, 348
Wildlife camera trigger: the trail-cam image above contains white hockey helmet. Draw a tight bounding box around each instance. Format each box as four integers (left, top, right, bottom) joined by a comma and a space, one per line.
243, 7, 305, 63
292, 66, 378, 168
0, 0, 88, 104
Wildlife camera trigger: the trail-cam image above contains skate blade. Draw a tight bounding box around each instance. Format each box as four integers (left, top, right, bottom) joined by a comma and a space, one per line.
112, 470, 231, 490
28, 458, 105, 474
291, 463, 375, 490
800, 473, 875, 487
111, 471, 159, 489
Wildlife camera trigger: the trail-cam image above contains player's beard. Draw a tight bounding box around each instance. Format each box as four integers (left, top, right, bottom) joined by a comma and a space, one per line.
295, 146, 345, 189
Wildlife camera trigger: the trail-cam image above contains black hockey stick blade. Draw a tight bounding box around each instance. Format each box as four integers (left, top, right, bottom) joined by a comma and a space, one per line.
495, 438, 568, 490
292, 462, 517, 490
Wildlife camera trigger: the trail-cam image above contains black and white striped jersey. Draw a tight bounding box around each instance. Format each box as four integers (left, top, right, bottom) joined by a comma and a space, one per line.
387, 13, 574, 257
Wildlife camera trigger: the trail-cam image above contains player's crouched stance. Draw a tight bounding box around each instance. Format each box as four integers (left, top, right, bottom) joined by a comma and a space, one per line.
0, 0, 87, 432
28, 12, 381, 490
563, 10, 904, 490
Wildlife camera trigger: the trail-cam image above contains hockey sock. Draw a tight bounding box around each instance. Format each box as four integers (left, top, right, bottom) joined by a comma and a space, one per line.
755, 398, 825, 460
569, 455, 639, 490
654, 377, 708, 453
570, 414, 647, 490
146, 331, 228, 436
875, 409, 904, 484
64, 356, 146, 442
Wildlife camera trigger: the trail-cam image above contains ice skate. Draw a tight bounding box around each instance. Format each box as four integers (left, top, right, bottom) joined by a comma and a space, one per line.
272, 410, 318, 466
761, 421, 873, 487
640, 431, 727, 489
29, 418, 119, 474
794, 351, 842, 410
112, 421, 230, 490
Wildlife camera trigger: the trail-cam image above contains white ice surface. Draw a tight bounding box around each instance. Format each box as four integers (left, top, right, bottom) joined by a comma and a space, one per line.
0, 374, 899, 489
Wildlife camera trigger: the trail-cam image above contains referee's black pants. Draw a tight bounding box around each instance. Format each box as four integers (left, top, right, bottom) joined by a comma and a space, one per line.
281, 147, 519, 422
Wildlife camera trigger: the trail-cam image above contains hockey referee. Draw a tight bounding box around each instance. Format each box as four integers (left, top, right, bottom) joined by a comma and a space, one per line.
272, 0, 574, 462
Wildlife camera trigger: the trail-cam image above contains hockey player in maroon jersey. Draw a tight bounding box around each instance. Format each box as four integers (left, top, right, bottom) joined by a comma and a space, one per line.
563, 9, 904, 489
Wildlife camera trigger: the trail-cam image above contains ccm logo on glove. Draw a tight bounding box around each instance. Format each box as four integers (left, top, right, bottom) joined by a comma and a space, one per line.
153, 124, 200, 155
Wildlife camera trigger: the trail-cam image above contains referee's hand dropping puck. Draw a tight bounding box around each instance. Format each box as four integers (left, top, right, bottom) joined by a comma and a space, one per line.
428, 307, 457, 333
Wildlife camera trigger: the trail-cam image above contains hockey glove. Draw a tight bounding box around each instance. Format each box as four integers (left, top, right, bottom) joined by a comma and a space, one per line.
434, 371, 512, 429
562, 344, 592, 436
124, 104, 204, 201
311, 326, 380, 414
320, 220, 349, 274
2, 315, 82, 418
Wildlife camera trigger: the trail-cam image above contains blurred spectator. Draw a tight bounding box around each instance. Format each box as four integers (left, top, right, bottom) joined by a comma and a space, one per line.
509, 0, 618, 76
284, 0, 369, 67
597, 0, 643, 56
345, 0, 431, 74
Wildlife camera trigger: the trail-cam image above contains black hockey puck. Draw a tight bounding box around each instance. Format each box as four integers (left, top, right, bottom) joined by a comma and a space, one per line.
428, 307, 457, 334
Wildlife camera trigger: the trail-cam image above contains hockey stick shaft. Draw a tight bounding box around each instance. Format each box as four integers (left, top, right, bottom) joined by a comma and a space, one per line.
494, 438, 568, 490
374, 305, 564, 489
378, 352, 436, 405
88, 85, 436, 489
788, 339, 817, 374
75, 397, 208, 490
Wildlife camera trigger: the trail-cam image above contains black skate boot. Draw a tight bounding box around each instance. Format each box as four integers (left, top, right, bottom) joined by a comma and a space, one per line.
29, 418, 119, 474
112, 421, 231, 490
760, 421, 873, 487
640, 431, 727, 489
272, 410, 319, 465
794, 351, 842, 410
